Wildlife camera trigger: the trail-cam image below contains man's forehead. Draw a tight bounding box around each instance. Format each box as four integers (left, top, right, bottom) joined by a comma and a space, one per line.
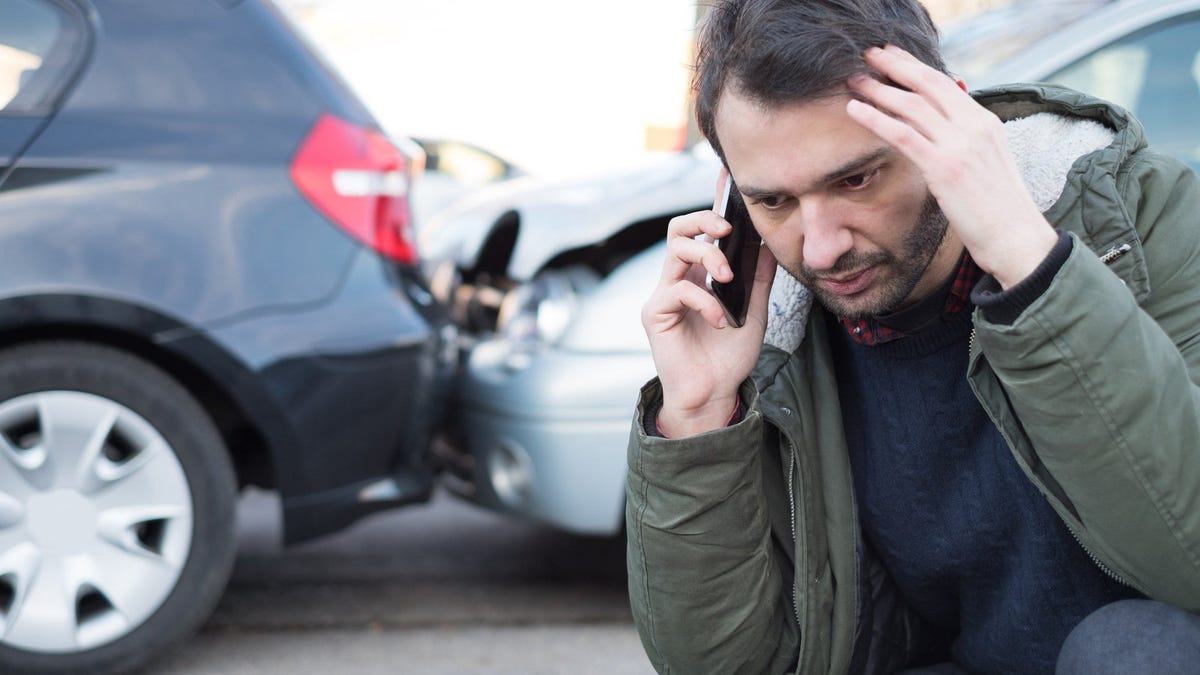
715, 82, 852, 123
714, 89, 890, 194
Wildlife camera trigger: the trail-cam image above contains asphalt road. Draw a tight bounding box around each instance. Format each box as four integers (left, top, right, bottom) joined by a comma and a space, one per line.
151, 488, 654, 675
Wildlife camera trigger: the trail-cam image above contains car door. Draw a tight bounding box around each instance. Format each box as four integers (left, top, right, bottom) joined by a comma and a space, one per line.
1047, 11, 1200, 172
0, 0, 87, 184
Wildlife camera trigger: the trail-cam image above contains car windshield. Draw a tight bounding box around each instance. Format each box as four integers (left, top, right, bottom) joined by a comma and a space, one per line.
941, 0, 1110, 80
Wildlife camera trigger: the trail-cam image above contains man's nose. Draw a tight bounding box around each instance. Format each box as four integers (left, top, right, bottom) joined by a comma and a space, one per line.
799, 199, 853, 272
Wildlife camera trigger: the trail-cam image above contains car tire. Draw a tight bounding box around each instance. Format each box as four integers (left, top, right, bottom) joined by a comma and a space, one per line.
0, 341, 237, 675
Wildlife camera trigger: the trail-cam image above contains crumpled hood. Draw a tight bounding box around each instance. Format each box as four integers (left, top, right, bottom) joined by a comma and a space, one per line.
419, 146, 722, 279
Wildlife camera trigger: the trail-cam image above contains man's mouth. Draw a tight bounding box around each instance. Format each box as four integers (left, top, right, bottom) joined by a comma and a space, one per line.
818, 266, 876, 296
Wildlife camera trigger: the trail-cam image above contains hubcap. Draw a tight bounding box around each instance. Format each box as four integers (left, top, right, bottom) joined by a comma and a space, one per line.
25, 490, 98, 555
0, 391, 193, 653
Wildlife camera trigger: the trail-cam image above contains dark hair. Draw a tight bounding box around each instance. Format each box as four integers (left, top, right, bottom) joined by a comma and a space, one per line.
694, 0, 947, 162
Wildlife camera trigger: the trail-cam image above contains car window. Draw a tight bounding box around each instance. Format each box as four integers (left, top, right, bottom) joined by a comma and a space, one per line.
1049, 14, 1200, 171
0, 0, 77, 114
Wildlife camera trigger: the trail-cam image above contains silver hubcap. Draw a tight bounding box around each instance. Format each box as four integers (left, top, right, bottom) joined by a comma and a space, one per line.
0, 391, 193, 653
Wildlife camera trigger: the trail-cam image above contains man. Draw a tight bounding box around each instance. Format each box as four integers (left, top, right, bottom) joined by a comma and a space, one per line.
625, 0, 1200, 673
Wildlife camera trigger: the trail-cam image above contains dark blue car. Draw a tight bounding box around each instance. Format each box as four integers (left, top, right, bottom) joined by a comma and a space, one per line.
0, 0, 452, 672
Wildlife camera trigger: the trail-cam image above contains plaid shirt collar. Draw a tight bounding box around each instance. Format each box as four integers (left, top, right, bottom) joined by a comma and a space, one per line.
840, 252, 982, 346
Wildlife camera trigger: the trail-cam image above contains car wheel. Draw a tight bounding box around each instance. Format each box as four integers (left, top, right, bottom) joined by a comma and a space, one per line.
0, 341, 237, 674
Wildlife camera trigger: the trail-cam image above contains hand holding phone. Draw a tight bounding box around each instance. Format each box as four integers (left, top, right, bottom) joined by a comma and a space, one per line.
645, 173, 773, 437
707, 175, 762, 327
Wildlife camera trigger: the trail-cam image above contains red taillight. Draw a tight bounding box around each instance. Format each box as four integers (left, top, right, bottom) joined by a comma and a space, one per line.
290, 113, 418, 264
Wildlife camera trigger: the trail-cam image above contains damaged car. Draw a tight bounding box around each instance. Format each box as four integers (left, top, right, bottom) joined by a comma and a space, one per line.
423, 145, 719, 535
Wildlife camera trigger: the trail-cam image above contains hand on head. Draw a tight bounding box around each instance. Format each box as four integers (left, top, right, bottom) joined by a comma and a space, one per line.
845, 46, 1058, 289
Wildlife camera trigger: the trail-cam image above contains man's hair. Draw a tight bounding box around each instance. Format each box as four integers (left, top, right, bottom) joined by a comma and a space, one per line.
694, 0, 947, 161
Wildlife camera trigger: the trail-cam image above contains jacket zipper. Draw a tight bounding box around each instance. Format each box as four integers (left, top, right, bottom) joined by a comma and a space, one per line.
1066, 525, 1133, 586
785, 441, 797, 543
767, 413, 805, 669
1099, 242, 1133, 264
783, 434, 802, 637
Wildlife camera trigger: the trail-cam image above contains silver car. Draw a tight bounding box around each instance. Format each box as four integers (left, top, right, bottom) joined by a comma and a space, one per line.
428, 0, 1200, 536
424, 146, 721, 534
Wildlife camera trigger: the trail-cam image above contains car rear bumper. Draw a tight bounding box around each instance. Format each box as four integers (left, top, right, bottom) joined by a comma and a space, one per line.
264, 333, 451, 543
440, 339, 653, 536
203, 251, 457, 542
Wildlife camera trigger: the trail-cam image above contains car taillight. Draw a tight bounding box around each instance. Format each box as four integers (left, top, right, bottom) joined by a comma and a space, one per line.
290, 113, 418, 265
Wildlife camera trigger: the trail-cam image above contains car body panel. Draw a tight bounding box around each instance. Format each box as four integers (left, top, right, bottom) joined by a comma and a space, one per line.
453, 343, 648, 534
1, 157, 359, 322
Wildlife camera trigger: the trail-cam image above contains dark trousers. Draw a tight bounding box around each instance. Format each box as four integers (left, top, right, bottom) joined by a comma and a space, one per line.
1056, 599, 1200, 675
897, 599, 1200, 675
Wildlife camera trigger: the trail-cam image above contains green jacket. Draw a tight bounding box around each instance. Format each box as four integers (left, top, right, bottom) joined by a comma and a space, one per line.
625, 85, 1200, 675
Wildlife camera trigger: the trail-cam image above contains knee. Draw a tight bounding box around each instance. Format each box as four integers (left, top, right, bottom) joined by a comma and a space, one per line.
1056, 599, 1200, 675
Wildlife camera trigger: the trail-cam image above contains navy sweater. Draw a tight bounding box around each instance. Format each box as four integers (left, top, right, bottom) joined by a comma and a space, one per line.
829, 308, 1140, 674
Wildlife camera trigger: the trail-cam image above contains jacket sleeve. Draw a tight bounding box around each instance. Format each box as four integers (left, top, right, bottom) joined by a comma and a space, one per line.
973, 151, 1200, 610
625, 378, 800, 674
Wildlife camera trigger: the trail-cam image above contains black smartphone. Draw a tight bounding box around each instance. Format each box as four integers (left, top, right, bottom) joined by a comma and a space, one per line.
708, 175, 761, 327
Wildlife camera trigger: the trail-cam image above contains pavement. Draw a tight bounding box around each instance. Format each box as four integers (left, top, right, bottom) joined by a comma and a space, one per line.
149, 489, 654, 675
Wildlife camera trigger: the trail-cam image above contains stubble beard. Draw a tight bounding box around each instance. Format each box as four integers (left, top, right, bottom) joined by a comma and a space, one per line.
791, 194, 950, 321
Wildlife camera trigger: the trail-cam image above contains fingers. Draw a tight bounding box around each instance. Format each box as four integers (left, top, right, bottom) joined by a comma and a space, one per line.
642, 274, 732, 332
847, 73, 944, 143
646, 203, 737, 332
862, 46, 969, 118
847, 45, 1002, 183
845, 95, 938, 166
847, 45, 982, 139
662, 208, 733, 285
649, 171, 774, 332
846, 46, 970, 154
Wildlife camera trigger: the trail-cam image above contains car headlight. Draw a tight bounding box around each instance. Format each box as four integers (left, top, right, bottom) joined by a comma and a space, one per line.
495, 266, 599, 350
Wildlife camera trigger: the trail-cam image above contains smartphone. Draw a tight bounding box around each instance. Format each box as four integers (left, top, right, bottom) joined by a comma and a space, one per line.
707, 175, 761, 327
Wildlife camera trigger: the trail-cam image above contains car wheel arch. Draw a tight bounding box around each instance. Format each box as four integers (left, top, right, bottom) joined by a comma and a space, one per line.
537, 210, 675, 279
450, 210, 680, 335
0, 293, 283, 492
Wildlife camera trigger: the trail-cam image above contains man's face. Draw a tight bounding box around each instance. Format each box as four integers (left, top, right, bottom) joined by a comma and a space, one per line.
715, 89, 962, 320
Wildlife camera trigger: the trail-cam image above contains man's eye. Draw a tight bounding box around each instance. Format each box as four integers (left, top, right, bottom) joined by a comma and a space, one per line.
839, 168, 879, 190
754, 195, 788, 210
